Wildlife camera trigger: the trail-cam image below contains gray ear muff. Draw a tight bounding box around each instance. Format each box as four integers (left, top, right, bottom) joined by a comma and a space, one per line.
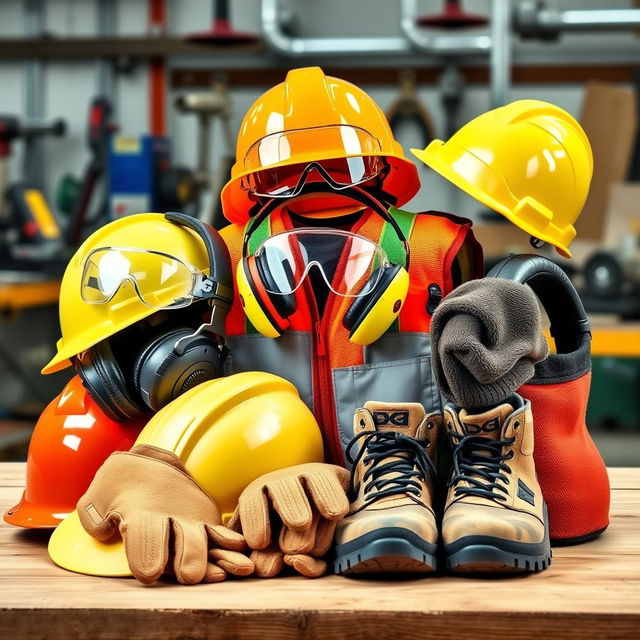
133, 327, 225, 412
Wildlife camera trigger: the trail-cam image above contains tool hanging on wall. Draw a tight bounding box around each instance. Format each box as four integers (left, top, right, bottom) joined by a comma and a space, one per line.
417, 0, 488, 29
0, 116, 67, 268
386, 70, 435, 152
63, 97, 117, 246
175, 78, 235, 229
186, 0, 260, 46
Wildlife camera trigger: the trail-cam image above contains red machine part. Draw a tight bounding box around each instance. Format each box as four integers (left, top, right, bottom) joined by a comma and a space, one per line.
417, 0, 488, 29
186, 0, 259, 45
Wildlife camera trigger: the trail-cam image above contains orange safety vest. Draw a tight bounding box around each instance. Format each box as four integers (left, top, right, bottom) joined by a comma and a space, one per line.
221, 206, 482, 464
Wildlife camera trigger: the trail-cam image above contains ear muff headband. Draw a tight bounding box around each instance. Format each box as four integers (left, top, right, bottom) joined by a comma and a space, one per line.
487, 254, 591, 353
242, 183, 411, 269
164, 212, 233, 305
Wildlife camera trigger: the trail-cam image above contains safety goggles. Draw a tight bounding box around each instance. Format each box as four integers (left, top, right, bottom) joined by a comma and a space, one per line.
241, 125, 385, 198
254, 229, 393, 297
81, 246, 209, 310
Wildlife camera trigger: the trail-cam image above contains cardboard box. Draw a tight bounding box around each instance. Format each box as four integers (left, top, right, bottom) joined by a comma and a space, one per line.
578, 82, 637, 242
603, 183, 640, 247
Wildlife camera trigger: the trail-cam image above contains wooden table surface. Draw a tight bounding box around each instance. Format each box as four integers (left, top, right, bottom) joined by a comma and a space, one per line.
1, 464, 639, 640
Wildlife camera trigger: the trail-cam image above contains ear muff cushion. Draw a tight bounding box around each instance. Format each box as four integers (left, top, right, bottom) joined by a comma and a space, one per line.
76, 340, 145, 422
131, 327, 191, 393
255, 250, 297, 318
238, 258, 288, 337
344, 265, 401, 330
133, 327, 223, 411
344, 265, 409, 345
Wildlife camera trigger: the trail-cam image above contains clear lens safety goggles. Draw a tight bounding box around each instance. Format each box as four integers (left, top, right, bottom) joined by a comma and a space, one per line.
241, 125, 385, 198
81, 247, 210, 310
254, 229, 392, 298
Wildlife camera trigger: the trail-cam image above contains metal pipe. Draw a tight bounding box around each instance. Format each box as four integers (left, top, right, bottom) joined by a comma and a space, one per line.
517, 1, 640, 39
489, 0, 511, 108
23, 0, 45, 187
96, 0, 116, 101
261, 0, 410, 56
261, 0, 490, 58
399, 0, 491, 56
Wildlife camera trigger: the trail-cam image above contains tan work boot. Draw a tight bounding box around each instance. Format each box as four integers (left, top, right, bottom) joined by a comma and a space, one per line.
333, 402, 442, 575
442, 394, 551, 573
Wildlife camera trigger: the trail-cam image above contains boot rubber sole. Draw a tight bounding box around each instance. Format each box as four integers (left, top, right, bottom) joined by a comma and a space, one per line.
334, 527, 438, 575
444, 515, 552, 574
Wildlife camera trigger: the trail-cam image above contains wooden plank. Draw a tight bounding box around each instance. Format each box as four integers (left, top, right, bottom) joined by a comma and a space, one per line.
0, 463, 638, 639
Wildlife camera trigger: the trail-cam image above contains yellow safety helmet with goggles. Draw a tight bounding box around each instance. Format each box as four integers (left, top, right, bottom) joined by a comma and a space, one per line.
43, 212, 233, 375
236, 184, 410, 346
42, 213, 234, 421
221, 66, 420, 224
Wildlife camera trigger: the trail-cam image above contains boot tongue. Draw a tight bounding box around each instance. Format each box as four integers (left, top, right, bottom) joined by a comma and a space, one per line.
362, 402, 426, 438
458, 403, 514, 440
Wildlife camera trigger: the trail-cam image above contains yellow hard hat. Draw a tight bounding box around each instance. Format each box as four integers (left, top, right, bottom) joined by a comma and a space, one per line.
48, 371, 324, 576
411, 100, 593, 258
43, 212, 232, 375
221, 66, 420, 224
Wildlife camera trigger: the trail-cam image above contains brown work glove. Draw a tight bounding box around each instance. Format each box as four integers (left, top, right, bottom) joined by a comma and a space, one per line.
227, 462, 350, 578
77, 444, 254, 585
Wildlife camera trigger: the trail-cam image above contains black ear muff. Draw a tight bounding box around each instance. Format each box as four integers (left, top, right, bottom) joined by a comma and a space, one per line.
487, 254, 590, 353
255, 250, 297, 318
75, 339, 146, 422
343, 265, 402, 333
132, 327, 225, 412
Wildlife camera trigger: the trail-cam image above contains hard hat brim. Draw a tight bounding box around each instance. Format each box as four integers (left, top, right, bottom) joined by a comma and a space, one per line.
411, 144, 572, 259
48, 510, 131, 577
3, 494, 70, 529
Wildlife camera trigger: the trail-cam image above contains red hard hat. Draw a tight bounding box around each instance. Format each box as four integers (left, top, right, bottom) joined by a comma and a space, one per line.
4, 376, 146, 528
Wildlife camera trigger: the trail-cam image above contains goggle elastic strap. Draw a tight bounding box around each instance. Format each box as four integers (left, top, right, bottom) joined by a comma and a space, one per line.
243, 183, 410, 269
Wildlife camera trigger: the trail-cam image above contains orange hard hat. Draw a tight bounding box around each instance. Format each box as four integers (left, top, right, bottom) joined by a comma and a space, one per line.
221, 66, 420, 224
4, 376, 146, 529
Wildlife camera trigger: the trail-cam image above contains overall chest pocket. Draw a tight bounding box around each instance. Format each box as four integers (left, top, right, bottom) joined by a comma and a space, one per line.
225, 331, 314, 412
332, 332, 443, 456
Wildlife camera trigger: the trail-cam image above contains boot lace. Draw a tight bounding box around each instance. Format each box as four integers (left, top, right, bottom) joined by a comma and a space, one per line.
346, 430, 436, 506
448, 431, 516, 501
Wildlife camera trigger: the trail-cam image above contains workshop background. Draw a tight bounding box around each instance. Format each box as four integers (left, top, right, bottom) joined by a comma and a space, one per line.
0, 0, 638, 465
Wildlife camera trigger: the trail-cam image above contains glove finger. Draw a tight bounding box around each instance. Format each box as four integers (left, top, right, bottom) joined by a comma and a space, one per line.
209, 548, 254, 577
203, 563, 228, 584
283, 554, 327, 578
279, 512, 321, 555
311, 517, 339, 557
206, 524, 247, 552
226, 510, 242, 533
268, 475, 313, 531
171, 520, 208, 585
238, 488, 273, 550
76, 495, 118, 542
123, 514, 169, 585
302, 468, 350, 520
279, 526, 313, 555
251, 547, 284, 579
